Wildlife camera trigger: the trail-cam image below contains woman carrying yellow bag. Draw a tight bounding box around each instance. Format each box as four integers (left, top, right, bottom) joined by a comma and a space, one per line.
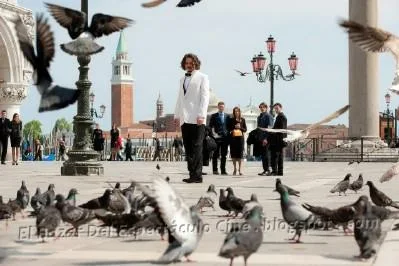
227, 107, 247, 175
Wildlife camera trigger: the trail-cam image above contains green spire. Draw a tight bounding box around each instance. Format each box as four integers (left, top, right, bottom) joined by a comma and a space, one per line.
116, 30, 127, 55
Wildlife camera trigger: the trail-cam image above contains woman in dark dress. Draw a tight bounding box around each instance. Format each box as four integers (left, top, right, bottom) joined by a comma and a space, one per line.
10, 113, 22, 165
110, 123, 119, 161
227, 107, 247, 175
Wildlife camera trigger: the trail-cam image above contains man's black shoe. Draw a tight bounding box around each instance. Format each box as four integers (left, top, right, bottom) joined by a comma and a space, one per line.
258, 171, 268, 176
202, 172, 207, 175
182, 178, 203, 183
1, 161, 5, 165
266, 172, 277, 176
213, 171, 219, 175
221, 172, 228, 175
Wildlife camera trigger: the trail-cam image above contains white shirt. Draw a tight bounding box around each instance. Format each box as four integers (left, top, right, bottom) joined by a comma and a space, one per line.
174, 70, 210, 126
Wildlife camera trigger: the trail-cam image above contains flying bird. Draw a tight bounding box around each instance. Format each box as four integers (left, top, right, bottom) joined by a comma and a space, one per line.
14, 14, 80, 112
339, 19, 399, 93
142, 0, 203, 8
235, 70, 251, 76
380, 162, 399, 183
262, 105, 350, 143
45, 3, 134, 56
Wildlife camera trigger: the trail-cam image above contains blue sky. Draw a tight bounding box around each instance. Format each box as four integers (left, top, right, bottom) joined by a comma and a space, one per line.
16, 0, 399, 133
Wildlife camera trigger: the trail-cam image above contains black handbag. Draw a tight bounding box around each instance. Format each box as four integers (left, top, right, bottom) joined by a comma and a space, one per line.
205, 136, 217, 152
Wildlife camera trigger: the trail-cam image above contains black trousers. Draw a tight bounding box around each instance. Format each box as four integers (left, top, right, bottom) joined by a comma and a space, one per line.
181, 123, 205, 179
260, 145, 270, 172
0, 136, 8, 162
270, 147, 284, 175
212, 138, 228, 173
153, 150, 161, 161
126, 153, 133, 161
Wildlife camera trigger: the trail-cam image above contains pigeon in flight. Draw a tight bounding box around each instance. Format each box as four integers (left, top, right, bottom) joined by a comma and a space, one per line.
235, 70, 251, 76
142, 0, 203, 8
15, 14, 80, 112
45, 3, 134, 56
339, 19, 399, 93
262, 105, 350, 143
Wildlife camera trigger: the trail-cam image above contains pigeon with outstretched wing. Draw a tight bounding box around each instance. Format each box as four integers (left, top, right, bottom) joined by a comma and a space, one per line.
262, 105, 350, 142
235, 69, 251, 76
339, 19, 399, 92
15, 14, 80, 112
142, 0, 203, 8
45, 3, 133, 55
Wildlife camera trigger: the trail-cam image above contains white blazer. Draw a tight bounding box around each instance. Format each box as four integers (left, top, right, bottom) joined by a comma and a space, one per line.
174, 70, 210, 126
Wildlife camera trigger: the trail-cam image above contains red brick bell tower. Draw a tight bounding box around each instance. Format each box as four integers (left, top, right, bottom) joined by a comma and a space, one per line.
111, 31, 134, 127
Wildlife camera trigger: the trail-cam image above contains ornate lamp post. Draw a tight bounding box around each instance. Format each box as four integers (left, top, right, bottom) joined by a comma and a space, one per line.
89, 92, 106, 119
251, 35, 298, 115
61, 0, 104, 175
384, 93, 391, 145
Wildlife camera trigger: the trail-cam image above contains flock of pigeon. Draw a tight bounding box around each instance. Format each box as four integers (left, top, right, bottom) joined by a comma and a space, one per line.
1, 168, 399, 265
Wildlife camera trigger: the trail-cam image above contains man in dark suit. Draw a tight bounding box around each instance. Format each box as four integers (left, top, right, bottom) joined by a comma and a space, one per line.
209, 101, 229, 175
0, 110, 11, 164
268, 103, 287, 176
257, 102, 274, 176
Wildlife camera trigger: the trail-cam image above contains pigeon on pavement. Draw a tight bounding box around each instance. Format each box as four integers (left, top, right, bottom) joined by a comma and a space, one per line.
219, 188, 233, 216
226, 187, 245, 217
16, 181, 30, 211
36, 193, 62, 242
195, 184, 217, 212
366, 181, 399, 209
219, 206, 264, 266
274, 178, 300, 197
276, 182, 317, 243
349, 174, 364, 193
15, 14, 80, 112
352, 195, 382, 259
242, 194, 263, 219
339, 19, 399, 93
262, 105, 350, 142
79, 189, 111, 210
45, 3, 134, 56
55, 194, 96, 236
65, 188, 78, 206
0, 196, 12, 228
330, 174, 351, 196
30, 188, 43, 214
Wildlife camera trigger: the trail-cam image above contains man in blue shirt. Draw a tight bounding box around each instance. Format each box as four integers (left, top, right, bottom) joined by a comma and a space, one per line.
257, 102, 274, 176
209, 101, 230, 175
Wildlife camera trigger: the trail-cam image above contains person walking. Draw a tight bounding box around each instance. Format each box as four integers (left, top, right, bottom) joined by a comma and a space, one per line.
92, 123, 104, 160
0, 110, 11, 164
152, 137, 161, 161
174, 53, 210, 183
227, 107, 247, 176
34, 139, 43, 161
172, 135, 183, 161
125, 134, 133, 161
110, 123, 119, 161
116, 135, 124, 161
268, 103, 287, 176
209, 101, 230, 175
257, 102, 274, 176
10, 113, 22, 165
58, 138, 66, 161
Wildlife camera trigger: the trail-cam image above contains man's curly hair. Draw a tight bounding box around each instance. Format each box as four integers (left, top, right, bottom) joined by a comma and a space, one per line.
180, 53, 201, 70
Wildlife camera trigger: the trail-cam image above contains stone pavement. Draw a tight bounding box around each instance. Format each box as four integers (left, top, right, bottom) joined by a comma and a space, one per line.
0, 161, 398, 266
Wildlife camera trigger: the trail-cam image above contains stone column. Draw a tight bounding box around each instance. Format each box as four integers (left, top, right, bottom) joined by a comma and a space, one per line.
348, 0, 380, 145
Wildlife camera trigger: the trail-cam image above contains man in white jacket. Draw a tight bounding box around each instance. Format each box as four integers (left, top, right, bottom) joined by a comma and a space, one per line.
174, 53, 210, 183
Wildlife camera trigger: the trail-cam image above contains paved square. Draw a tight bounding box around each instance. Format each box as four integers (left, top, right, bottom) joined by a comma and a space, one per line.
0, 161, 398, 266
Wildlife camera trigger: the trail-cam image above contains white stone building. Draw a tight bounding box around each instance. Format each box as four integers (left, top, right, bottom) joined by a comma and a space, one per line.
0, 0, 33, 118
0, 0, 33, 159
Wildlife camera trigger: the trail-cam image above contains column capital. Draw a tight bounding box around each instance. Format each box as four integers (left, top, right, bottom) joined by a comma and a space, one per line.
0, 83, 28, 104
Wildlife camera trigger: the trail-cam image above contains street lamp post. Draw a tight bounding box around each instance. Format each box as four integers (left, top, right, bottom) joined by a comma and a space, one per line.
89, 92, 106, 119
61, 0, 104, 175
251, 35, 298, 115
385, 93, 391, 145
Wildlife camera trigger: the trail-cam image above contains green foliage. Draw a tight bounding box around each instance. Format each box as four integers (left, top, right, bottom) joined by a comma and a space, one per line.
53, 118, 73, 134
23, 120, 42, 140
